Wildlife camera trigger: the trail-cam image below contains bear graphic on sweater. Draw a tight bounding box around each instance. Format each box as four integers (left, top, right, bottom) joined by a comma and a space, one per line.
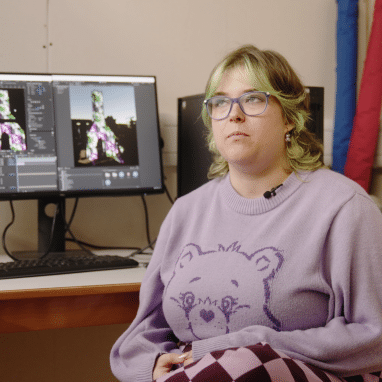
164, 242, 284, 341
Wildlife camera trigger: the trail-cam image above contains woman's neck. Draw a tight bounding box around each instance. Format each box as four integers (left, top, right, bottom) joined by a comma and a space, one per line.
228, 165, 292, 199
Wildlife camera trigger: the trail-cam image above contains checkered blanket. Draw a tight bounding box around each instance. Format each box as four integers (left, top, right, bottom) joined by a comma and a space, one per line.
155, 343, 382, 382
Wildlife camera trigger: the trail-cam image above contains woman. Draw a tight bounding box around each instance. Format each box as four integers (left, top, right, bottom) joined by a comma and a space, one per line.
110, 45, 382, 382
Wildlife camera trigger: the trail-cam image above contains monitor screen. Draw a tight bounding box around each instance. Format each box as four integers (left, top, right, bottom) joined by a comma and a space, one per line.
0, 73, 163, 199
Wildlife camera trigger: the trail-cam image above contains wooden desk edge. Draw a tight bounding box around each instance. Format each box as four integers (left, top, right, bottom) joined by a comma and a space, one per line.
0, 282, 141, 300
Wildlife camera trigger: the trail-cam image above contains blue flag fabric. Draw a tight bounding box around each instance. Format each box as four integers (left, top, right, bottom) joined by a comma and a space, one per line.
332, 0, 358, 173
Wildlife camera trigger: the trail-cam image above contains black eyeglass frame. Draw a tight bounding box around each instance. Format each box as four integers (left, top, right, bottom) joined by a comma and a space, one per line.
204, 91, 271, 121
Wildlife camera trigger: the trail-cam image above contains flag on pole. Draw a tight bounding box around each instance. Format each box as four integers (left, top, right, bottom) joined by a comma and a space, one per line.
344, 0, 382, 191
332, 0, 359, 174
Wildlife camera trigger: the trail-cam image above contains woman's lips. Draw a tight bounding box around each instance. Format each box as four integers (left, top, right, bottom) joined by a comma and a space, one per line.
228, 131, 249, 138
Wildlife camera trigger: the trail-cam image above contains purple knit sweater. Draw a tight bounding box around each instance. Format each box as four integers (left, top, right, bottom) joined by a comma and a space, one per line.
110, 169, 382, 382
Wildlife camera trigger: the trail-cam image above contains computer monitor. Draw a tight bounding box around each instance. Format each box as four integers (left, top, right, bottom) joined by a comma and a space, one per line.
0, 73, 163, 255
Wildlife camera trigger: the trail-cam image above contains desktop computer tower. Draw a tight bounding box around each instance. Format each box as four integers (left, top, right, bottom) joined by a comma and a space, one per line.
177, 87, 324, 197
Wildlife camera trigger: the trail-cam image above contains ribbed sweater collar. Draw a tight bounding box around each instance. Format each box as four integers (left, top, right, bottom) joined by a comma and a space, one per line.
220, 171, 310, 215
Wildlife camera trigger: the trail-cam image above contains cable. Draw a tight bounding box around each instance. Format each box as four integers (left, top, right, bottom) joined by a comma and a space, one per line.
135, 183, 175, 253
1, 180, 175, 261
137, 182, 176, 251
2, 201, 17, 260
141, 194, 152, 248
164, 183, 176, 205
63, 197, 141, 251
39, 201, 60, 259
66, 197, 79, 229
64, 238, 141, 251
64, 180, 176, 254
59, 198, 94, 256
64, 226, 94, 256
128, 237, 157, 257
2, 200, 59, 261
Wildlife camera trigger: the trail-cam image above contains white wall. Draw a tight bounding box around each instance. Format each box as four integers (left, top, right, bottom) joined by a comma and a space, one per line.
0, 0, 339, 256
1, 0, 338, 167
46, 0, 337, 166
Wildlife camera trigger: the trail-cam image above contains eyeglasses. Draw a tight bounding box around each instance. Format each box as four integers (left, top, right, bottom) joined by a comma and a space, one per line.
204, 91, 270, 121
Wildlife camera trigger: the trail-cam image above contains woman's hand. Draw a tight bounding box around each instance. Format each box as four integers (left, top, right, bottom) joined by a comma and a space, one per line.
182, 351, 194, 366
153, 351, 193, 380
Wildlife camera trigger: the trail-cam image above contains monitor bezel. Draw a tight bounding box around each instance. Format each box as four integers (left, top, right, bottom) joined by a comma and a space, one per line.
0, 72, 164, 200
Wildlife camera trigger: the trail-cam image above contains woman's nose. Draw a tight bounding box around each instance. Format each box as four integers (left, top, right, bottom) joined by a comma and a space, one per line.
229, 102, 246, 122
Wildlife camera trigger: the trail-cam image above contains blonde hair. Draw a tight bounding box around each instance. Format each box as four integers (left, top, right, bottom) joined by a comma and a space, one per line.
202, 45, 324, 179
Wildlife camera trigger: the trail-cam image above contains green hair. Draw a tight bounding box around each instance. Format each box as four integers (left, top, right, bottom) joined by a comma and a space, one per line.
202, 45, 324, 179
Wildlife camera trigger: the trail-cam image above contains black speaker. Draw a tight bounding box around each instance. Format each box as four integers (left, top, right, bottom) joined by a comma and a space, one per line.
177, 87, 324, 197
306, 87, 324, 143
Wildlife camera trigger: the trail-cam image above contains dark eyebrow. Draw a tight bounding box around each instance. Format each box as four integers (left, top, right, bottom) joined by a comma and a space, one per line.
213, 89, 256, 97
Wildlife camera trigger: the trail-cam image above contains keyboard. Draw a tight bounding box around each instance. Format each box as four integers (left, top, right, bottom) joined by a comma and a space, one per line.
0, 251, 139, 279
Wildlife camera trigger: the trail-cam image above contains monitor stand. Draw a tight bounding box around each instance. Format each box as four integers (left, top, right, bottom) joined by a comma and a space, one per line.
38, 197, 66, 254
13, 197, 91, 260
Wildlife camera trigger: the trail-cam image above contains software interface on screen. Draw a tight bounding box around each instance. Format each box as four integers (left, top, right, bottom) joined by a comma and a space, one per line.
0, 74, 163, 198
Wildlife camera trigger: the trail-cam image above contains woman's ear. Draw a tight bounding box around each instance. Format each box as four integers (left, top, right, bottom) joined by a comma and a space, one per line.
284, 122, 294, 134
282, 113, 294, 132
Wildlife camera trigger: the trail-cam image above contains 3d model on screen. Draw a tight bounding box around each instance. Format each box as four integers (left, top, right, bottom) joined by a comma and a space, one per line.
84, 90, 124, 164
0, 90, 27, 151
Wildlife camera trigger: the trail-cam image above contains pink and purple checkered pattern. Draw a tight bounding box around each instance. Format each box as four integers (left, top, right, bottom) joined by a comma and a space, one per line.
155, 343, 382, 382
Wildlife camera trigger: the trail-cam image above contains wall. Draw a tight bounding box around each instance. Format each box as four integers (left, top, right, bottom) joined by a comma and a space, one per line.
0, 1, 374, 381
46, 0, 338, 167
0, 0, 339, 256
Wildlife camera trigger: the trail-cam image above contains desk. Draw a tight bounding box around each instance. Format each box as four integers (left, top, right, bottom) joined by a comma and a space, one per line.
0, 252, 147, 333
